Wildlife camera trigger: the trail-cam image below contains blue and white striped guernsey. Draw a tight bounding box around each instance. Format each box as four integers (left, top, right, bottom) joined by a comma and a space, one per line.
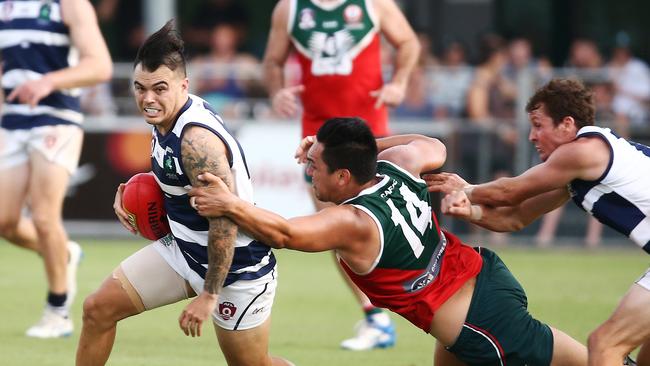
569, 126, 650, 254
0, 0, 82, 129
151, 94, 276, 286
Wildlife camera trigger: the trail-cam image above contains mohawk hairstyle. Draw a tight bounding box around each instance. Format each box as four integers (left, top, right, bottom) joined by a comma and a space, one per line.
134, 19, 187, 76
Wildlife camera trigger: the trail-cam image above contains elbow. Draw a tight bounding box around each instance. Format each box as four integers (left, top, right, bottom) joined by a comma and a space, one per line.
503, 210, 535, 232
90, 58, 113, 83
271, 236, 289, 249
261, 60, 277, 78
508, 220, 526, 232
98, 61, 113, 82
415, 136, 446, 171
432, 138, 447, 167
412, 38, 422, 58
266, 231, 293, 250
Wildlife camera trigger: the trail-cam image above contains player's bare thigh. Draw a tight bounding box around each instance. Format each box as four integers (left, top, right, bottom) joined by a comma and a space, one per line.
0, 163, 29, 226
84, 244, 195, 326
0, 129, 30, 224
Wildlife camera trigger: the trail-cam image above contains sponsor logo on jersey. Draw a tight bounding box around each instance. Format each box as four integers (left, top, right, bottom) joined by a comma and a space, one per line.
322, 20, 338, 29
298, 8, 316, 30
219, 301, 237, 321
159, 234, 173, 247
403, 233, 447, 292
343, 4, 363, 24
380, 179, 398, 199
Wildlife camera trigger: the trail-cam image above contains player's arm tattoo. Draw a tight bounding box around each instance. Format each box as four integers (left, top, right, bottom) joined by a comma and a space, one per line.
181, 126, 237, 295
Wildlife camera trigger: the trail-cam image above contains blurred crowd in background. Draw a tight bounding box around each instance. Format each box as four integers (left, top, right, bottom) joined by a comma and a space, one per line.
85, 0, 650, 136
80, 0, 650, 246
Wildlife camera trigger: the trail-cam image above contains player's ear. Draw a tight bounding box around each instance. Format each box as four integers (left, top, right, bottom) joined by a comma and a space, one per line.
337, 169, 352, 186
560, 116, 577, 133
181, 77, 189, 92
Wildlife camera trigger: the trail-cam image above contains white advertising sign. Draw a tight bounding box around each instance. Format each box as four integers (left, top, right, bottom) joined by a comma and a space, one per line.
236, 123, 315, 218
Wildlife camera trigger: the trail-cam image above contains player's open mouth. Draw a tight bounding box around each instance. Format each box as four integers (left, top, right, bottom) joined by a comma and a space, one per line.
144, 107, 160, 116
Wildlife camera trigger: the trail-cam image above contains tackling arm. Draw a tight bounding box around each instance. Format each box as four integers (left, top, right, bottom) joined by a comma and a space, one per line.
468, 143, 587, 207
189, 173, 374, 255
443, 188, 570, 232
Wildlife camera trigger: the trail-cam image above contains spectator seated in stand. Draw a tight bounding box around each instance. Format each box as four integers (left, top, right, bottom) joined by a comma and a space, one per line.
191, 23, 260, 118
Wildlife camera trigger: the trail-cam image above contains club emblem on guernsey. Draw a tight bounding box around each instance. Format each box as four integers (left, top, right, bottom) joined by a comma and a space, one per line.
164, 156, 173, 171
38, 0, 52, 22
163, 149, 179, 180
219, 302, 237, 321
298, 8, 316, 30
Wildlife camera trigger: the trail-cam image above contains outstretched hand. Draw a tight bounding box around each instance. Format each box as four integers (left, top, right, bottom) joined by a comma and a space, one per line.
369, 81, 406, 109
272, 85, 304, 118
294, 135, 315, 164
423, 172, 470, 195
7, 78, 55, 107
178, 291, 218, 337
188, 172, 235, 217
441, 191, 473, 220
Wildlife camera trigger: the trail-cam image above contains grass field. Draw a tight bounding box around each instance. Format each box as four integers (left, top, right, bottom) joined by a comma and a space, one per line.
0, 239, 647, 365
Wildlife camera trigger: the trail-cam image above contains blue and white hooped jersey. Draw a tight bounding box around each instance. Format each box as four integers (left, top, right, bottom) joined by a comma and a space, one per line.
0, 0, 82, 130
569, 126, 650, 254
151, 94, 276, 287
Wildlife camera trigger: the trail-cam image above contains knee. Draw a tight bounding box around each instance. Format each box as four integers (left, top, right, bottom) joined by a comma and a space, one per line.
587, 328, 607, 354
588, 325, 628, 358
82, 293, 118, 330
31, 213, 60, 235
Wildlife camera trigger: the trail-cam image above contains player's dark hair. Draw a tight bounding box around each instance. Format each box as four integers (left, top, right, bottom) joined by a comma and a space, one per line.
317, 117, 377, 184
134, 19, 186, 76
526, 78, 595, 128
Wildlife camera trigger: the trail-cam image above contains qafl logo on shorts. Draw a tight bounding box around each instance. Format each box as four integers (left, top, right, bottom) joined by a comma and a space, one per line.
219, 301, 237, 321
343, 4, 363, 24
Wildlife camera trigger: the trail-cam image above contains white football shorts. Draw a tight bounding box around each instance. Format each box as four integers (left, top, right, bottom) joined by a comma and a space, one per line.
121, 236, 277, 331
0, 125, 83, 174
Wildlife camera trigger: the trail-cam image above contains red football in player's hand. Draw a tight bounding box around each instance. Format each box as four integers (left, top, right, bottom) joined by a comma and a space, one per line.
122, 172, 171, 240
